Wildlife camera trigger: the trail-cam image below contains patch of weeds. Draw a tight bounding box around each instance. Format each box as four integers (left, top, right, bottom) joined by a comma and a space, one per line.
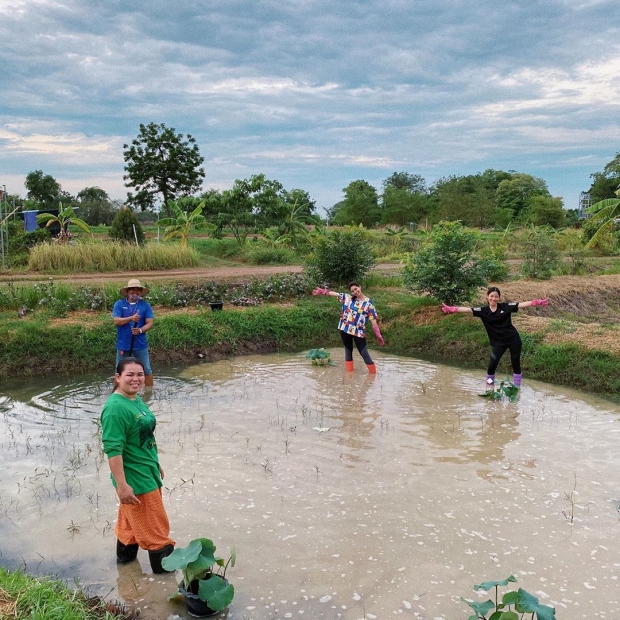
548, 320, 577, 334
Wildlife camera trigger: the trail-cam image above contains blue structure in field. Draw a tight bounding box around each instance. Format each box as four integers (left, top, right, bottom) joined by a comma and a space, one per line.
22, 209, 61, 235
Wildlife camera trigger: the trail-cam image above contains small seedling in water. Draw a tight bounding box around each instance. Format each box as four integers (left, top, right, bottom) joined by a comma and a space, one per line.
67, 520, 81, 535
314, 464, 320, 480
479, 377, 519, 403
261, 458, 272, 474
283, 438, 292, 454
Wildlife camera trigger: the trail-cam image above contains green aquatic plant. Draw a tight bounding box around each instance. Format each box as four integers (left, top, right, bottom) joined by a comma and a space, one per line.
305, 348, 336, 366
462, 575, 557, 619
162, 537, 236, 612
479, 377, 519, 403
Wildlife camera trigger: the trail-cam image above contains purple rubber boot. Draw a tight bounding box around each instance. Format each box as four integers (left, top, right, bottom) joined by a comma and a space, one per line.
513, 373, 522, 388
485, 374, 495, 387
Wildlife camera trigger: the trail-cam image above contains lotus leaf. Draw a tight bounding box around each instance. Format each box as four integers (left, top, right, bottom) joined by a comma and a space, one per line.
198, 575, 235, 611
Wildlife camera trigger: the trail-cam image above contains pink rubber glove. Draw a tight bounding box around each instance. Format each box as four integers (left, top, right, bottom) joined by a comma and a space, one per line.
530, 298, 548, 307
312, 287, 330, 296
441, 303, 458, 314
372, 323, 385, 346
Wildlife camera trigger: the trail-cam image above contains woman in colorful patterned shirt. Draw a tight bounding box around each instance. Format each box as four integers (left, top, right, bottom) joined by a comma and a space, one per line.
101, 357, 175, 574
441, 286, 548, 388
313, 281, 385, 373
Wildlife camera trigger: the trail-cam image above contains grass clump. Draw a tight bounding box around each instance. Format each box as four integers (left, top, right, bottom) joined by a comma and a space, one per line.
0, 567, 136, 619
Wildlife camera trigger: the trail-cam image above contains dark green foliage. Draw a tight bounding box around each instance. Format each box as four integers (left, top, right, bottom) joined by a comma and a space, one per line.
24, 169, 66, 207
433, 174, 495, 228
108, 207, 145, 244
305, 229, 376, 285
403, 221, 487, 304
329, 180, 380, 227
526, 196, 566, 228
6, 225, 50, 266
75, 188, 118, 226
588, 151, 620, 203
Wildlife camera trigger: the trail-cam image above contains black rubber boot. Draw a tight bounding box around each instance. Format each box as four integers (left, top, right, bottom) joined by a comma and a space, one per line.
116, 539, 139, 564
148, 544, 174, 574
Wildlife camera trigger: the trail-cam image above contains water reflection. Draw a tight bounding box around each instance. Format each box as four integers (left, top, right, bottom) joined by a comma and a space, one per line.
1, 352, 620, 620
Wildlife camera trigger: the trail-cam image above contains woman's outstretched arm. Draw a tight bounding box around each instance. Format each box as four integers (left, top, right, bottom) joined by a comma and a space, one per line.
441, 303, 474, 314
312, 287, 340, 298
518, 298, 549, 309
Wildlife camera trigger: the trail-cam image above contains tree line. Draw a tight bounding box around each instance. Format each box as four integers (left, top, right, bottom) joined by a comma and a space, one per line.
5, 121, 620, 233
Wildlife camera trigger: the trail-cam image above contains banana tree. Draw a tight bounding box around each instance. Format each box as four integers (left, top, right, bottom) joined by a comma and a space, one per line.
158, 199, 212, 246
584, 189, 620, 249
36, 202, 91, 243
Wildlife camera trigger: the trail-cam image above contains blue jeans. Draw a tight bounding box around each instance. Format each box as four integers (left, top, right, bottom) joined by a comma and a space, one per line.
116, 348, 153, 376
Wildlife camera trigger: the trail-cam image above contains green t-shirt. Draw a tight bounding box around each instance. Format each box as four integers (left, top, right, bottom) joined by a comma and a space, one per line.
101, 393, 162, 495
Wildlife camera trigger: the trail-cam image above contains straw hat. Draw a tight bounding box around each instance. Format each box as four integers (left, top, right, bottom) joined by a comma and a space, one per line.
120, 278, 149, 297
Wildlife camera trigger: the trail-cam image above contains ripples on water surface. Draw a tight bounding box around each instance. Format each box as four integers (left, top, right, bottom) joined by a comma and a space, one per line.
1, 351, 620, 619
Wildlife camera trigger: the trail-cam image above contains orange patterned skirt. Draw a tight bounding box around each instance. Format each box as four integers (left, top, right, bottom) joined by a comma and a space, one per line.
115, 488, 175, 551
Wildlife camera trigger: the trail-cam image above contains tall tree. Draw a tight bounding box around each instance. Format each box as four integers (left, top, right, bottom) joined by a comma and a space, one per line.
588, 152, 620, 203
382, 172, 426, 193
76, 187, 110, 204
381, 172, 429, 226
526, 196, 565, 228
25, 170, 63, 207
76, 187, 117, 226
432, 175, 494, 228
331, 180, 380, 227
495, 173, 550, 218
123, 122, 205, 216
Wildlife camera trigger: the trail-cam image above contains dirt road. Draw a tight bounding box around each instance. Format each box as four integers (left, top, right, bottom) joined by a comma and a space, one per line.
0, 263, 400, 285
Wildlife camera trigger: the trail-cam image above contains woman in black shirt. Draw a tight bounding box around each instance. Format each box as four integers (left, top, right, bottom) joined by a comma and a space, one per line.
441, 286, 548, 388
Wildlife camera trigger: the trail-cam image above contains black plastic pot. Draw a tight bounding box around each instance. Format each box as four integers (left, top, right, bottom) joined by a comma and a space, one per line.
179, 580, 219, 617
209, 301, 224, 311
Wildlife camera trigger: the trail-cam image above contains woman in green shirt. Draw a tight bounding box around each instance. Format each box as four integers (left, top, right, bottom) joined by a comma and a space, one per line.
101, 357, 175, 573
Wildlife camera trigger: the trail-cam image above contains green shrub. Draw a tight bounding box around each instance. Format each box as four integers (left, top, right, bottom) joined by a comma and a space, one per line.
6, 225, 51, 266
477, 244, 509, 282
519, 226, 561, 279
403, 221, 486, 304
305, 230, 376, 285
109, 207, 145, 244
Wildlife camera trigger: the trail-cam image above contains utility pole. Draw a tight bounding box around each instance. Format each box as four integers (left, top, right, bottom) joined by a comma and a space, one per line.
0, 184, 6, 270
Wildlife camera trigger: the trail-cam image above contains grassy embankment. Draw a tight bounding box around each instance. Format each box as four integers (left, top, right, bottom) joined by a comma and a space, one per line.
0, 566, 135, 620
2, 276, 620, 398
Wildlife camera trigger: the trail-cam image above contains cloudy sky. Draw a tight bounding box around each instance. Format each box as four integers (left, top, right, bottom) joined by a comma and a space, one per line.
1, 0, 619, 214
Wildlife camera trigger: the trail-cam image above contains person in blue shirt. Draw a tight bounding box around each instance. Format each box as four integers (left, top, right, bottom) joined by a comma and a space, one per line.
112, 279, 154, 386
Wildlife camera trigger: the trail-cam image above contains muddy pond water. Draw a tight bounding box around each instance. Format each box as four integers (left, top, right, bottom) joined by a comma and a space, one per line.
1, 350, 620, 620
